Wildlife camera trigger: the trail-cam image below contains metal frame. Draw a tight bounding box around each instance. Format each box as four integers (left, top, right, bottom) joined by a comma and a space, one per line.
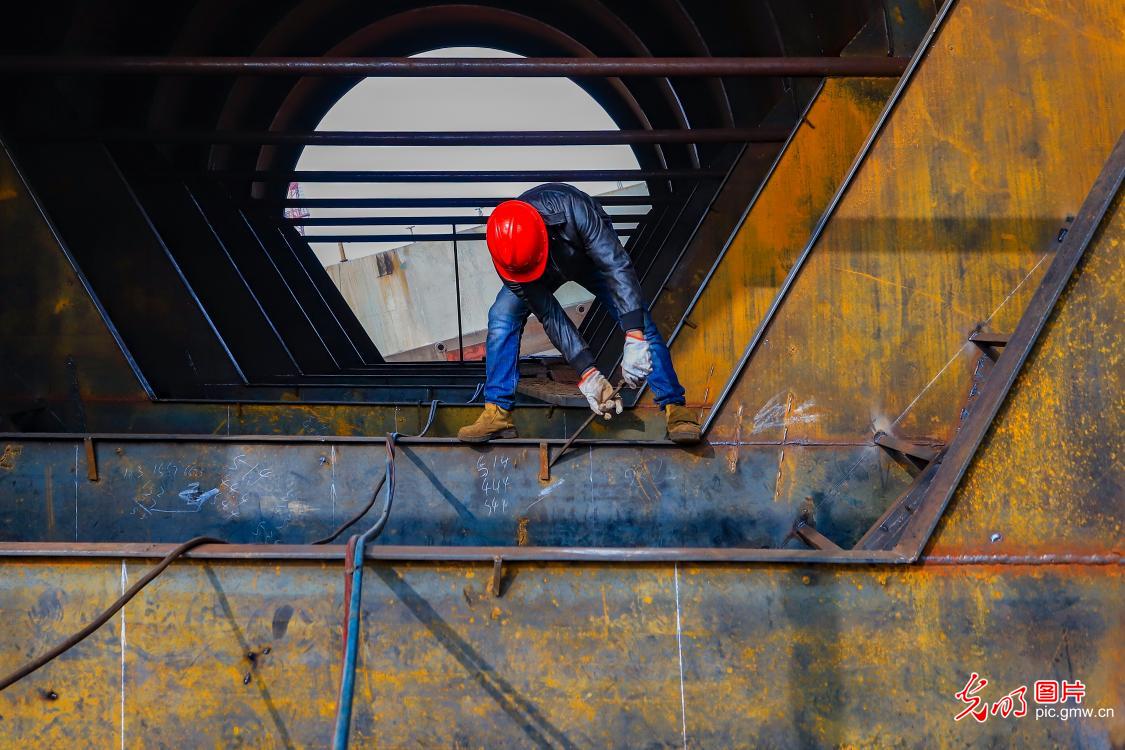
7, 137, 1123, 566
5, 9, 1114, 564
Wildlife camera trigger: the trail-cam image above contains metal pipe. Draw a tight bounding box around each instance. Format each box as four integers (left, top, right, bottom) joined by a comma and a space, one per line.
0, 430, 871, 447
0, 56, 911, 78
452, 224, 464, 363
51, 127, 792, 146
192, 168, 722, 183
0, 541, 909, 564
0, 543, 1113, 566
260, 196, 663, 208
301, 231, 632, 243
283, 214, 648, 226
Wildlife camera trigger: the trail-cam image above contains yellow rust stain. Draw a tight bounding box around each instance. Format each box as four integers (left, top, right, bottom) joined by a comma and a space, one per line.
656, 77, 896, 416
931, 191, 1125, 556
706, 0, 1125, 444
0, 444, 21, 470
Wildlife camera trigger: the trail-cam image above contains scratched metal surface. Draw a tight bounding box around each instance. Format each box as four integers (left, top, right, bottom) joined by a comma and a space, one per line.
929, 189, 1125, 558
707, 0, 1125, 446
0, 440, 912, 549
0, 560, 1119, 748
649, 76, 896, 410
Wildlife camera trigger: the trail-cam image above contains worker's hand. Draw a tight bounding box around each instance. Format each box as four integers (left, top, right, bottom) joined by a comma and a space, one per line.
621, 330, 652, 388
577, 368, 623, 419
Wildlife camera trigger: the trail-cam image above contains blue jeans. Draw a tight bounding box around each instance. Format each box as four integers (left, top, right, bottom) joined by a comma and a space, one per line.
483, 279, 687, 410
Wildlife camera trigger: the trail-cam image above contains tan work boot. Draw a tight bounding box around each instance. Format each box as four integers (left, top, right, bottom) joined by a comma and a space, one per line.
665, 404, 702, 444
457, 403, 518, 443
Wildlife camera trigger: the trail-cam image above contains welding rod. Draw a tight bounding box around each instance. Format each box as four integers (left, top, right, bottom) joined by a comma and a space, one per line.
548, 382, 627, 469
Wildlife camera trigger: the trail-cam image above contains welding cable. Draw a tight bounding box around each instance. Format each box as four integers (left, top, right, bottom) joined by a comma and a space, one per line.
330, 400, 437, 749
311, 399, 439, 546
0, 535, 225, 691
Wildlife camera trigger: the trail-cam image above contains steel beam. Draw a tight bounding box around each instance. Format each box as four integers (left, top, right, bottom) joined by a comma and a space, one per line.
0, 541, 906, 564
50, 128, 792, 146
283, 214, 648, 227
0, 56, 911, 78
258, 196, 665, 208
301, 230, 632, 243
187, 168, 723, 183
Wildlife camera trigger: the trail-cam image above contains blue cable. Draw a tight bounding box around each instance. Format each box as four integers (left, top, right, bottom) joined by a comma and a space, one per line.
331, 401, 438, 750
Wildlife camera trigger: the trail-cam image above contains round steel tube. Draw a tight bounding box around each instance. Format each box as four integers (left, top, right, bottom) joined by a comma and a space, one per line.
201, 168, 722, 182
261, 196, 664, 208
0, 55, 911, 77
302, 230, 633, 242
284, 214, 648, 226
71, 127, 790, 145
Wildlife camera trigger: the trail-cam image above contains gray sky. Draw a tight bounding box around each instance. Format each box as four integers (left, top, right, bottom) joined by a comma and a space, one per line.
294, 47, 646, 264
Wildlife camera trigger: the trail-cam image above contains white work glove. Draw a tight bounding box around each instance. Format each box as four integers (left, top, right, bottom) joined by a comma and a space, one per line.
577, 368, 623, 419
621, 330, 652, 388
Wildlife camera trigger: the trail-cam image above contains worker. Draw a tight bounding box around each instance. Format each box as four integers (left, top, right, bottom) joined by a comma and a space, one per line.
457, 183, 702, 444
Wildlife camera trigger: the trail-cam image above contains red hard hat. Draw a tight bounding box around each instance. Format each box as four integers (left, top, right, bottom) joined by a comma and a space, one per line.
486, 200, 548, 283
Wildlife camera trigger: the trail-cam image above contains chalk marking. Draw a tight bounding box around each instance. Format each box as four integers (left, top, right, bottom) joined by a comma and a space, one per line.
752, 392, 818, 434
119, 559, 127, 750
674, 563, 688, 750
74, 445, 79, 541
330, 445, 337, 523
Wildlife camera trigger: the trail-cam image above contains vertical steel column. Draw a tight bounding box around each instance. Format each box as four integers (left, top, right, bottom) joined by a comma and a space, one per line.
452, 224, 465, 362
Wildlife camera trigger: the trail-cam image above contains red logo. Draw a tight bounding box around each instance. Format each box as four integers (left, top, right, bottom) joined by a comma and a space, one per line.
955, 676, 1087, 722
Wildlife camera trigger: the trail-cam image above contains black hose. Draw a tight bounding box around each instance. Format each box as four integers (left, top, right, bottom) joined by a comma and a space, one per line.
310, 474, 387, 545
313, 399, 439, 545
0, 535, 224, 691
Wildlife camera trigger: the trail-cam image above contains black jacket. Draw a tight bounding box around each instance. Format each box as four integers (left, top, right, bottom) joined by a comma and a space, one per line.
505, 183, 646, 374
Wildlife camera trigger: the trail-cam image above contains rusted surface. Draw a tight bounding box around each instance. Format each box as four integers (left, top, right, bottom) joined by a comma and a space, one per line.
708, 0, 1125, 448
653, 76, 896, 411
0, 560, 1118, 747
929, 185, 1125, 559
894, 137, 1124, 556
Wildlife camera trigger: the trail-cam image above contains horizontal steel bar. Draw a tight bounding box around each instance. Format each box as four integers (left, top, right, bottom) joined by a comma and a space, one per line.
192, 168, 722, 183
0, 431, 872, 448
51, 127, 792, 146
302, 230, 633, 243
0, 542, 909, 564
0, 56, 911, 78
284, 214, 648, 226
0, 543, 1117, 566
259, 196, 664, 208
